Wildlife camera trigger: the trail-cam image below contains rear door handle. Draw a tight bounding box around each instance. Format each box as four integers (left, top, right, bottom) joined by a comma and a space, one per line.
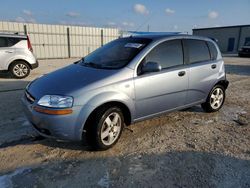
211, 64, 217, 69
178, 71, 186, 77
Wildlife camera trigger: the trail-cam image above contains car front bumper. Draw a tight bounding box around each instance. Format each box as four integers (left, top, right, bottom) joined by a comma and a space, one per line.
22, 95, 84, 141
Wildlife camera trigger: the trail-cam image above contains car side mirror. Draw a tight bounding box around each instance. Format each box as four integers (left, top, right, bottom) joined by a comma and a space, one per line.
142, 62, 162, 74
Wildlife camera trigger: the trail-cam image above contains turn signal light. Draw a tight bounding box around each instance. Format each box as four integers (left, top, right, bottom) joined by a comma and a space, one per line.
33, 106, 73, 115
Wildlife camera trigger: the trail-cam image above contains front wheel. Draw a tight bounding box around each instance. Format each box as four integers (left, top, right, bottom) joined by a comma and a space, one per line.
90, 106, 124, 150
9, 61, 30, 79
201, 85, 225, 112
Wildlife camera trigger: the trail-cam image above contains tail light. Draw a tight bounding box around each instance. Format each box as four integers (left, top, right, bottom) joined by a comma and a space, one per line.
27, 35, 33, 52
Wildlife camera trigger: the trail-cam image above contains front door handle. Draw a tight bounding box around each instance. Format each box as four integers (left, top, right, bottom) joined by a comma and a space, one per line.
178, 71, 186, 77
211, 64, 217, 69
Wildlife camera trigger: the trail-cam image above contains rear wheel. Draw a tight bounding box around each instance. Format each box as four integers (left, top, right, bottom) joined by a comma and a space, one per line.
9, 61, 30, 79
201, 85, 225, 112
88, 106, 124, 150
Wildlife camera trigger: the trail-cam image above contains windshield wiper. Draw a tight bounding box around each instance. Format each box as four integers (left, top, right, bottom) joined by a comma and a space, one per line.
83, 62, 104, 69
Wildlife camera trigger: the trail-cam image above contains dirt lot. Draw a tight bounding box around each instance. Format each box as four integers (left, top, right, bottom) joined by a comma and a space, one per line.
0, 57, 249, 188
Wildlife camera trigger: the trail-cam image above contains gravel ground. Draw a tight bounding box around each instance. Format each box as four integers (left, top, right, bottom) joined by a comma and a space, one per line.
0, 57, 249, 188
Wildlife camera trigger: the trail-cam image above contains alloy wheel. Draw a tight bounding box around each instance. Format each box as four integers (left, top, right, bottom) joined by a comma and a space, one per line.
100, 112, 122, 146
210, 88, 224, 109
13, 63, 29, 77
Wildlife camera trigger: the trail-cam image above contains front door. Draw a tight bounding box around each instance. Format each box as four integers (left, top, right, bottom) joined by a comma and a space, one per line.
134, 39, 188, 119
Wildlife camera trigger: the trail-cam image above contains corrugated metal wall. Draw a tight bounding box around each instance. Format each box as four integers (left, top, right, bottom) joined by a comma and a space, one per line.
193, 26, 250, 53
0, 21, 120, 59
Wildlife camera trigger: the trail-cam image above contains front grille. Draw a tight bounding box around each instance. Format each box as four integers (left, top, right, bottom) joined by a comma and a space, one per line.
25, 90, 35, 103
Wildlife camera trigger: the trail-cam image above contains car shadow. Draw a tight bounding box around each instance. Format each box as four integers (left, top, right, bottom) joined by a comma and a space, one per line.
180, 105, 205, 113
0, 71, 13, 79
39, 138, 93, 151
0, 79, 29, 93
4, 151, 250, 187
0, 80, 32, 149
225, 64, 250, 76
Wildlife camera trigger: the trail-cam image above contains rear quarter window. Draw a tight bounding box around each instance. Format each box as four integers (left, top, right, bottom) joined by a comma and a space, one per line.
184, 39, 210, 64
0, 37, 23, 47
7, 37, 22, 47
207, 41, 218, 60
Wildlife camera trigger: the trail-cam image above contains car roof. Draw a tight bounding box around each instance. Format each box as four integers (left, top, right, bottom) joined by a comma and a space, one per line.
127, 34, 214, 42
0, 33, 27, 39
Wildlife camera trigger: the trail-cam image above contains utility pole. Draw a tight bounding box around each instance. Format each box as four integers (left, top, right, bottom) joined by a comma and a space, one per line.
147, 25, 150, 32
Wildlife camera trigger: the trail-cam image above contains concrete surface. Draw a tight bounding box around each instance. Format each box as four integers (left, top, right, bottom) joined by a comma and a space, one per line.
0, 57, 249, 188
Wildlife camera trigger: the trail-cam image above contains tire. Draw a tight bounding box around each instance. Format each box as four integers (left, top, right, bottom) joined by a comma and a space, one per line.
88, 106, 124, 150
9, 61, 30, 79
201, 85, 225, 113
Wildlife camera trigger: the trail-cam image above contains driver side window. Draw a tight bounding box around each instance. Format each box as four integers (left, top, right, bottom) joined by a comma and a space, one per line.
138, 39, 184, 75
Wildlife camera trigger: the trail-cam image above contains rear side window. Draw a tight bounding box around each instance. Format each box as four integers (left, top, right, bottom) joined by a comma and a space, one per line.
0, 37, 22, 47
207, 41, 218, 60
145, 39, 183, 69
185, 39, 210, 64
0, 37, 7, 47
7, 37, 22, 46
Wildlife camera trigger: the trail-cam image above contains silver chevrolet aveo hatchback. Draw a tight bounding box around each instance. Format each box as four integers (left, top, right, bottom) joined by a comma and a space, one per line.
23, 34, 229, 150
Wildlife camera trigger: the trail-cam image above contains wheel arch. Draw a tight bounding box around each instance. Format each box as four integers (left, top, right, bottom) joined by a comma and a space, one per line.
81, 100, 132, 142
8, 59, 32, 70
215, 79, 229, 90
85, 101, 132, 128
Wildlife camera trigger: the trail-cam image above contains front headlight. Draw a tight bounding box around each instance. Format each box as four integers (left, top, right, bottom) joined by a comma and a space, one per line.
37, 95, 73, 108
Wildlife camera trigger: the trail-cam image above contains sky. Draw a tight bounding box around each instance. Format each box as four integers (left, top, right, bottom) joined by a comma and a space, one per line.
0, 0, 250, 33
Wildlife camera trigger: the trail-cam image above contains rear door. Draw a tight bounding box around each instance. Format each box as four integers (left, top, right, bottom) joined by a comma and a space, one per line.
183, 39, 218, 105
134, 39, 188, 119
0, 37, 16, 70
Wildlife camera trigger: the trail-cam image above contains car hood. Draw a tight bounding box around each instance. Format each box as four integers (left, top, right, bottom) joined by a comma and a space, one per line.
28, 64, 117, 99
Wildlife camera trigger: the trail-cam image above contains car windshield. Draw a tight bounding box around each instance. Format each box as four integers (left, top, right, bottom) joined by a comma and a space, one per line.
79, 37, 152, 69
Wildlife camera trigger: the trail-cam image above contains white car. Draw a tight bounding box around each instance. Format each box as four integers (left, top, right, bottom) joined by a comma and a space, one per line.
0, 33, 38, 78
